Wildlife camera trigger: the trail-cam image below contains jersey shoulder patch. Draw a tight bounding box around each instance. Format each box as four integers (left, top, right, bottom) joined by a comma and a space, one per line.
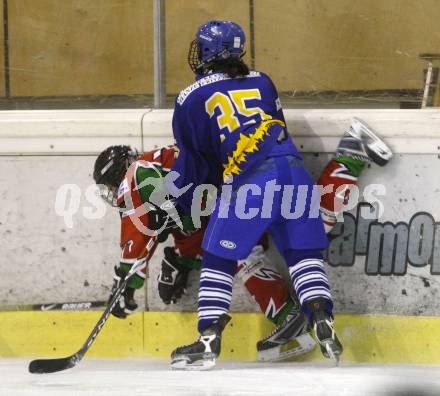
117, 178, 130, 200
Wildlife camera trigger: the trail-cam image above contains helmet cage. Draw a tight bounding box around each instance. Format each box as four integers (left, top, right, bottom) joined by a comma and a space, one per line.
188, 39, 234, 75
97, 183, 119, 207
188, 39, 203, 74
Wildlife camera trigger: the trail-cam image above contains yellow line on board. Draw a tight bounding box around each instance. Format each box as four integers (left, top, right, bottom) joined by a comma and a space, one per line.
1, 312, 439, 364
0, 311, 144, 358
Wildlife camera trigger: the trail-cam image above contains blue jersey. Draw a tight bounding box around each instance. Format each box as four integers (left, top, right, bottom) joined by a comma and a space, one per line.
171, 71, 301, 212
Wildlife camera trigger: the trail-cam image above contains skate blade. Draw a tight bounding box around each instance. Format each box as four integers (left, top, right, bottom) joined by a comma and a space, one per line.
323, 341, 341, 365
170, 357, 216, 371
258, 333, 316, 362
352, 117, 393, 163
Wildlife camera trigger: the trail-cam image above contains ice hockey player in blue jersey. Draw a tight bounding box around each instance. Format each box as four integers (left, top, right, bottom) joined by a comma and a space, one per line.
168, 20, 343, 370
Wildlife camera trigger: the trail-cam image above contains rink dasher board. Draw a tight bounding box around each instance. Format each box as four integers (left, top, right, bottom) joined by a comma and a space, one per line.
0, 109, 439, 155
1, 311, 440, 364
1, 108, 440, 355
2, 154, 440, 315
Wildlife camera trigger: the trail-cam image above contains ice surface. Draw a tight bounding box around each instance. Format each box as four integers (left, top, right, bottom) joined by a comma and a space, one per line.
1, 358, 440, 396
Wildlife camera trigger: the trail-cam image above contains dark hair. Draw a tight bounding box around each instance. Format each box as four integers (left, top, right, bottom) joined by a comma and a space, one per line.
209, 57, 250, 78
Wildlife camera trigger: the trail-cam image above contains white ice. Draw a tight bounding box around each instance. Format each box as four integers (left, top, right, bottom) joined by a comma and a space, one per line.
1, 358, 440, 396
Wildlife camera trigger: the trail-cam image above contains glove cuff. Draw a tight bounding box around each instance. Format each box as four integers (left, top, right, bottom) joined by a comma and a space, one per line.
117, 263, 145, 289
163, 247, 193, 273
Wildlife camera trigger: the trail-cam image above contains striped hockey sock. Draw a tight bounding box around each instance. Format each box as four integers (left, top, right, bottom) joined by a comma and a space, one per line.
285, 250, 333, 323
198, 252, 237, 332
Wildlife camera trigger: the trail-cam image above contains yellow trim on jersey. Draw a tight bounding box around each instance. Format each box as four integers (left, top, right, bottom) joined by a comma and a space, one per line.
223, 119, 285, 181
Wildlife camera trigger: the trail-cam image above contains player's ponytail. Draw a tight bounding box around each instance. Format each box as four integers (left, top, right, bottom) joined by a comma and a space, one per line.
209, 57, 250, 78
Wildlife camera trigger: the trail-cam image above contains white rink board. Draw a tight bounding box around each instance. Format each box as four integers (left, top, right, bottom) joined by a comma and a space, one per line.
2, 359, 440, 396
0, 156, 144, 309
1, 153, 439, 316
0, 109, 440, 155
1, 109, 440, 316
148, 152, 440, 315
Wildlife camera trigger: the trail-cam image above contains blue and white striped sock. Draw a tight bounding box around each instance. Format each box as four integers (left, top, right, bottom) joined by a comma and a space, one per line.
289, 258, 331, 304
198, 252, 237, 332
287, 255, 333, 322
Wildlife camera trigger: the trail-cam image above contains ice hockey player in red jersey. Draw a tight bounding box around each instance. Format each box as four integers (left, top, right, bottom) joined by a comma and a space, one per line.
93, 145, 316, 362
93, 114, 392, 369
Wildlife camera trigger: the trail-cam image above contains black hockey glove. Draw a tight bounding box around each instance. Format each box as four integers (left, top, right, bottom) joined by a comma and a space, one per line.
148, 199, 182, 243
110, 266, 138, 319
158, 247, 192, 304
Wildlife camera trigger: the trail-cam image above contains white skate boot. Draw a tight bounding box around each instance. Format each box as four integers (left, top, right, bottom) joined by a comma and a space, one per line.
337, 117, 393, 166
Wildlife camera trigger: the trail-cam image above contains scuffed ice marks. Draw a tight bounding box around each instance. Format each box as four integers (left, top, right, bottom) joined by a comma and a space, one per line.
384, 389, 439, 396
2, 360, 440, 396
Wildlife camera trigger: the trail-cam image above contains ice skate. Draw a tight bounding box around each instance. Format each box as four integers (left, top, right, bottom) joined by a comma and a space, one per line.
307, 298, 343, 363
337, 117, 393, 166
170, 314, 231, 371
257, 299, 316, 362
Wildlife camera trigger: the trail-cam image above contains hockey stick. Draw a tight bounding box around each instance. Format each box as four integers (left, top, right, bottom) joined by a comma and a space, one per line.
28, 238, 158, 374
0, 301, 107, 312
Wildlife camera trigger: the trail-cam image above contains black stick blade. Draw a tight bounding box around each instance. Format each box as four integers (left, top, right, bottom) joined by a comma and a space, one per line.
28, 355, 78, 374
